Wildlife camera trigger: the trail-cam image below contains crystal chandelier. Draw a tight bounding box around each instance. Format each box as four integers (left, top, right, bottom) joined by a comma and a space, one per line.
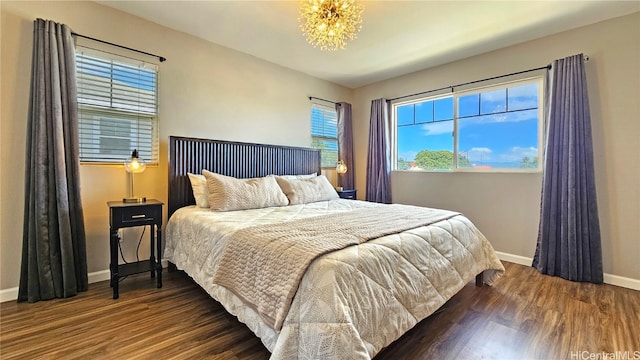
298, 0, 364, 51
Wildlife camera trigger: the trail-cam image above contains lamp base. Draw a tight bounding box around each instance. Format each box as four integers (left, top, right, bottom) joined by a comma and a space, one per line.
122, 196, 146, 203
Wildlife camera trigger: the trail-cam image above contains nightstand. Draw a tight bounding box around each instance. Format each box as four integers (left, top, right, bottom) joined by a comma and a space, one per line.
107, 199, 163, 299
337, 189, 357, 200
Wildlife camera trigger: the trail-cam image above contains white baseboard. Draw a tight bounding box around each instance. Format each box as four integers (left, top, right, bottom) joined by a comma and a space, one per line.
0, 287, 18, 303
1, 260, 169, 303
494, 251, 533, 266
603, 273, 640, 291
88, 269, 111, 284
495, 251, 640, 291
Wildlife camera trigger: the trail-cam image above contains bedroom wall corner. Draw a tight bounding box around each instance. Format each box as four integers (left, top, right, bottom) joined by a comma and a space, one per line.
351, 11, 640, 285
0, 0, 353, 298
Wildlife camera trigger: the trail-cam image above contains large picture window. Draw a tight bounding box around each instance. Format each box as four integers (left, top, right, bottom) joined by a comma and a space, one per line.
76, 47, 159, 164
393, 77, 543, 172
310, 103, 338, 168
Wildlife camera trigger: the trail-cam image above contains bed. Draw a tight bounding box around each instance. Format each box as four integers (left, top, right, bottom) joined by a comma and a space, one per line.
164, 136, 505, 359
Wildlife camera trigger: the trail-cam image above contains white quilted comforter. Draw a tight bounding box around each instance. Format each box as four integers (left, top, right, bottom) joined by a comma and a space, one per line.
164, 199, 505, 359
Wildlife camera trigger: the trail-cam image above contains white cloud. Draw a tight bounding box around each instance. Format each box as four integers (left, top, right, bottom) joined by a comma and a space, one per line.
458, 109, 538, 127
470, 84, 538, 112
421, 121, 453, 135
499, 146, 538, 162
462, 147, 493, 162
469, 147, 492, 153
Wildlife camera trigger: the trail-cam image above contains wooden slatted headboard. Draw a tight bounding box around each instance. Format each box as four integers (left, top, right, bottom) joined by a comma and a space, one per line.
168, 136, 322, 217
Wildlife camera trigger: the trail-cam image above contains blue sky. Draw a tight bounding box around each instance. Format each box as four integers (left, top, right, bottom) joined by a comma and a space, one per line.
397, 82, 540, 168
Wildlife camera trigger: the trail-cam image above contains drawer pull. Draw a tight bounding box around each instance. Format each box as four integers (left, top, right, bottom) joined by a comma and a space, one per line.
131, 214, 146, 219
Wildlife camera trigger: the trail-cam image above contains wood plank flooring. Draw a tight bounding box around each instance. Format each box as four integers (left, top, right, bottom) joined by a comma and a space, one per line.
1, 262, 638, 359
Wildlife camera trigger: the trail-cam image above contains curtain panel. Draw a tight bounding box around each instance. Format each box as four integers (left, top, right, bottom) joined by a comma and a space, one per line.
336, 102, 355, 190
365, 98, 392, 203
19, 19, 88, 302
532, 54, 603, 283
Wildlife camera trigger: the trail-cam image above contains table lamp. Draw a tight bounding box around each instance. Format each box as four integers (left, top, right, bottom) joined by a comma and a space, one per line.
123, 149, 146, 203
336, 160, 347, 191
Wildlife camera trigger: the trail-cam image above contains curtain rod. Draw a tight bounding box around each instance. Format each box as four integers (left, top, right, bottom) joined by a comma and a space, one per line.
309, 96, 337, 105
71, 32, 166, 63
388, 64, 551, 102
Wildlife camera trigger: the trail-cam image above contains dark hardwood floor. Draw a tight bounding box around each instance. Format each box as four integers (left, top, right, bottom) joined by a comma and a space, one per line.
1, 262, 638, 359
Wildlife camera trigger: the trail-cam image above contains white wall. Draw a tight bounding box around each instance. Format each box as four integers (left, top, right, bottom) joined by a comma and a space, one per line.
0, 1, 352, 294
352, 12, 640, 282
2, 2, 637, 297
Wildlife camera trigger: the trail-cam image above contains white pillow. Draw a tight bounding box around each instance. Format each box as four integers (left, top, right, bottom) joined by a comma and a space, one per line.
275, 175, 339, 205
278, 173, 317, 180
203, 170, 289, 211
187, 172, 209, 208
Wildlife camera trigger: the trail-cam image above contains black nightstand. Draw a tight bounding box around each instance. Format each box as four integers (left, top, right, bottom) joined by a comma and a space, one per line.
337, 189, 357, 200
107, 199, 163, 299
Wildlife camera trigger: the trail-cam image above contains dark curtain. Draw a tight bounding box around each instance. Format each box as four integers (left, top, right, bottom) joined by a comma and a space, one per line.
532, 54, 603, 283
365, 98, 392, 203
336, 102, 354, 190
19, 19, 88, 302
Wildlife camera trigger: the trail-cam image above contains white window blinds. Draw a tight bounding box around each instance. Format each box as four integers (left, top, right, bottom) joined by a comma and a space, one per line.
310, 103, 338, 168
76, 48, 159, 164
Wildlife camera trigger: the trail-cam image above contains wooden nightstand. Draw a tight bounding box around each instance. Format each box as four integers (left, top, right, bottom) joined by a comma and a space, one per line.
107, 199, 163, 299
337, 189, 357, 200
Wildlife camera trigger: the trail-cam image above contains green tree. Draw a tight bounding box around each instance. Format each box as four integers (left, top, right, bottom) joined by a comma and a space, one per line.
397, 157, 412, 170
414, 150, 471, 170
520, 156, 538, 169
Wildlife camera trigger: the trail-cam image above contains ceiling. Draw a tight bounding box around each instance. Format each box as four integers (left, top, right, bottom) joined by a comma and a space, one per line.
97, 1, 639, 89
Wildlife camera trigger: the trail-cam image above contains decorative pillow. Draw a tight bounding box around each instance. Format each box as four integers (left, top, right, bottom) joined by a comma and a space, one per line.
278, 173, 318, 180
187, 172, 209, 208
275, 175, 339, 205
203, 170, 289, 211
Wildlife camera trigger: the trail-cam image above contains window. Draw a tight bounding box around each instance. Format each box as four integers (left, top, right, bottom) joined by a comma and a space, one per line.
393, 77, 543, 172
76, 48, 159, 164
310, 103, 338, 168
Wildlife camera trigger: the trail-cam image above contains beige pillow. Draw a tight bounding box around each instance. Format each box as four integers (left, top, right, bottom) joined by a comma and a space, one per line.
203, 170, 288, 211
275, 175, 339, 205
187, 172, 208, 208
278, 173, 317, 180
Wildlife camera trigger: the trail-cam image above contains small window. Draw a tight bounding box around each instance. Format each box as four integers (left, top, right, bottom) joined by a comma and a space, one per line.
310, 103, 338, 168
394, 78, 543, 172
76, 48, 159, 164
